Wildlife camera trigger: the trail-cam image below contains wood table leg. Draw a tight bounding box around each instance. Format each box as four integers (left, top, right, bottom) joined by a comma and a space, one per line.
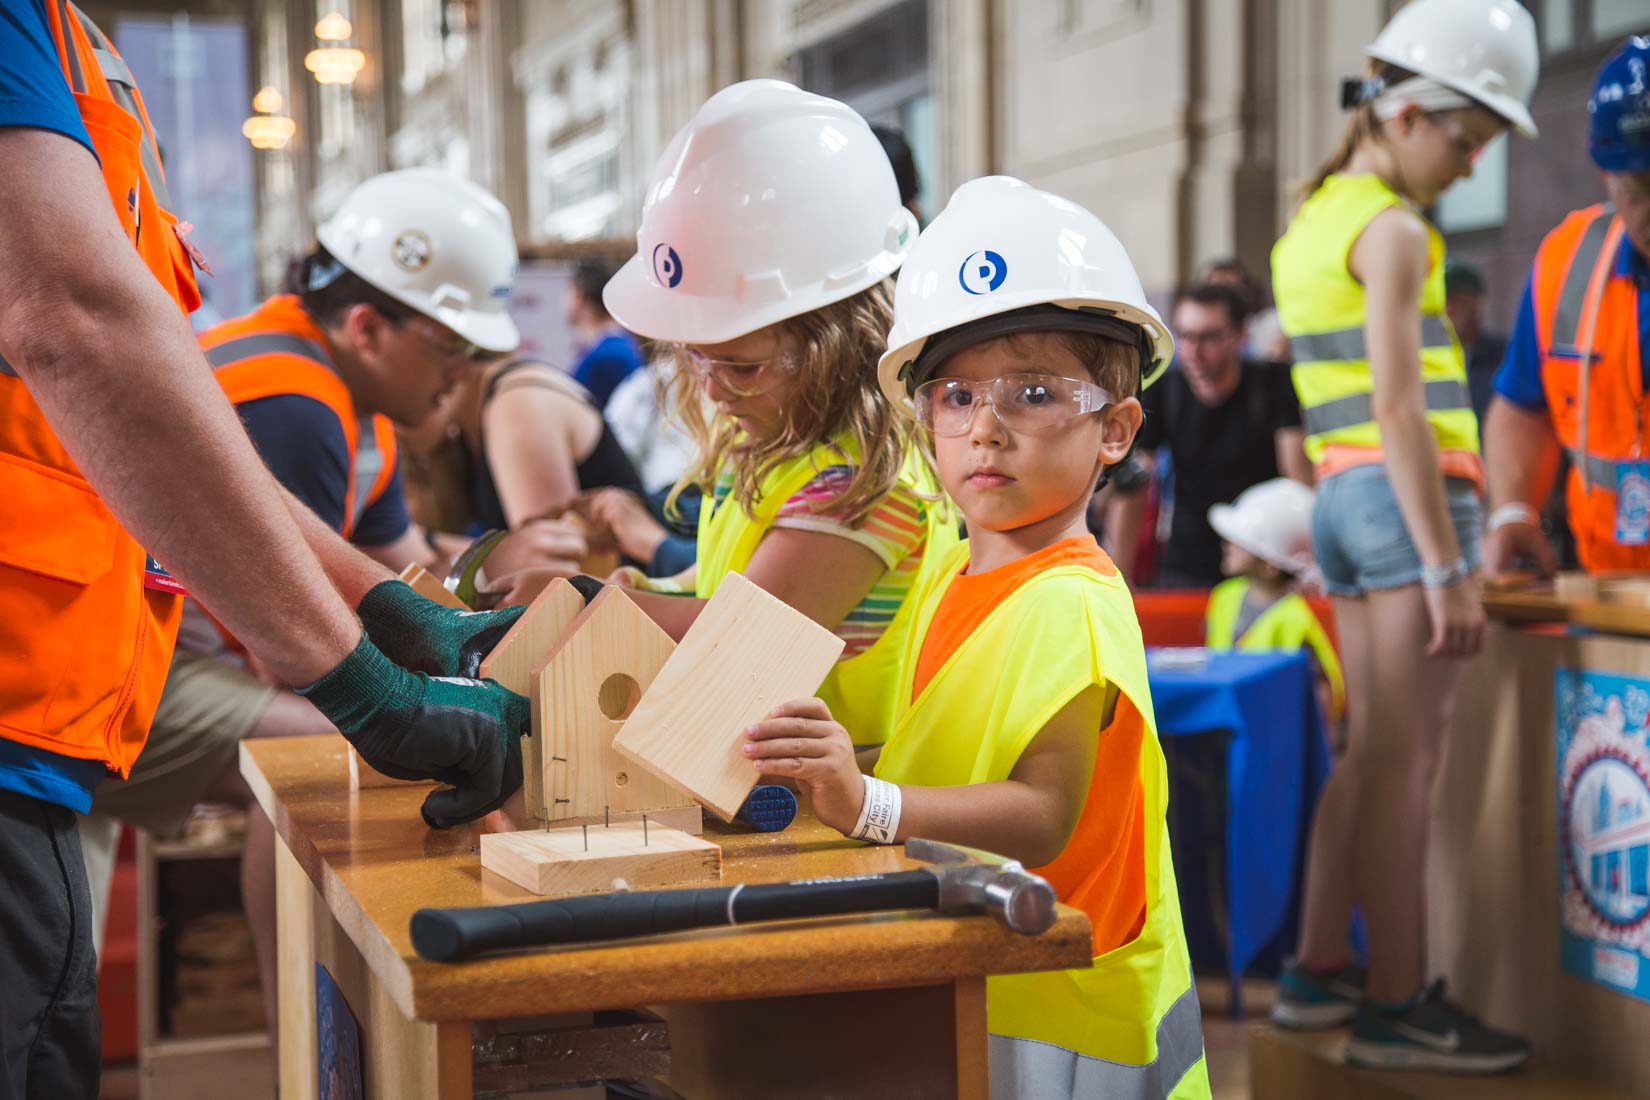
660, 978, 988, 1099
275, 839, 473, 1099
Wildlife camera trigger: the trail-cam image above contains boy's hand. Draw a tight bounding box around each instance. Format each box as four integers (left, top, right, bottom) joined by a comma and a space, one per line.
744, 698, 864, 834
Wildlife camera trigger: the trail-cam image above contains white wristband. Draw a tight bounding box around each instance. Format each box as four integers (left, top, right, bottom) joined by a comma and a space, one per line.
851, 775, 902, 844
1487, 502, 1539, 532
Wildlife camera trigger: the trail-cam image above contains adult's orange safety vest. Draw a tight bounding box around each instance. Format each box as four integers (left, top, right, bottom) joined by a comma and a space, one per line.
1531, 204, 1650, 573
0, 2, 202, 777
198, 296, 400, 540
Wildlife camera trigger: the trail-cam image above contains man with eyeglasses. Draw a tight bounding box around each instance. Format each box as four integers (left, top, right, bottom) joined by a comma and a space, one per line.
1484, 37, 1650, 578
1107, 282, 1311, 587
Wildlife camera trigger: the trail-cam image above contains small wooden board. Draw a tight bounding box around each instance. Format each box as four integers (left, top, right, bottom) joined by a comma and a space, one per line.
611, 572, 844, 821
479, 579, 587, 818
534, 587, 693, 824
480, 821, 721, 896
398, 562, 469, 610
1484, 573, 1650, 638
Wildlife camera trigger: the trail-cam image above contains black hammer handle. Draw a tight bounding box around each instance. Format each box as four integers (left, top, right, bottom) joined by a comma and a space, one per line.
411, 869, 940, 962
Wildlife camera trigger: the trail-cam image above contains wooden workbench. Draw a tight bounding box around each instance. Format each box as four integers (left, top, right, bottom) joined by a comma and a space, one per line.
242, 736, 1093, 1099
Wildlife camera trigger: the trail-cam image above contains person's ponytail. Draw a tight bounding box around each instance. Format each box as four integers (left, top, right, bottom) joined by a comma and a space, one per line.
1300, 62, 1415, 200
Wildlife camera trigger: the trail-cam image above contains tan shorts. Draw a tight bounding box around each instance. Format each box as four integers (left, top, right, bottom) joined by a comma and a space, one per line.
88, 646, 275, 837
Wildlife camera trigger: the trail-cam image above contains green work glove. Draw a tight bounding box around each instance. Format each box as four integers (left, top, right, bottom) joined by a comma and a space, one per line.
356, 579, 525, 679
298, 636, 530, 828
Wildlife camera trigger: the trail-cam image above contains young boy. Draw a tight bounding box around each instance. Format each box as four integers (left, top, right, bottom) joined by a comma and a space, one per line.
743, 176, 1211, 1100
1206, 478, 1345, 723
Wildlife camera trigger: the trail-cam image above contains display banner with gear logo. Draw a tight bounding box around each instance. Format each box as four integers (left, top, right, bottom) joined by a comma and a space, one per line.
1557, 666, 1650, 1004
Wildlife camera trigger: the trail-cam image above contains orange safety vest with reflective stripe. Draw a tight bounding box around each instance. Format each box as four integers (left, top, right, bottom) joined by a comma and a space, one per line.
0, 2, 202, 777
198, 296, 399, 540
1532, 204, 1650, 573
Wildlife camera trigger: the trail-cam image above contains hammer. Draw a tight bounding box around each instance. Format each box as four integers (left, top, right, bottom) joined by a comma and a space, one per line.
410, 837, 1057, 962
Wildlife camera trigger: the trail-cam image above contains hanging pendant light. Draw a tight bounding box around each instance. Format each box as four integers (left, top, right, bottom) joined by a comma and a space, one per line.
242, 85, 296, 149
305, 12, 366, 86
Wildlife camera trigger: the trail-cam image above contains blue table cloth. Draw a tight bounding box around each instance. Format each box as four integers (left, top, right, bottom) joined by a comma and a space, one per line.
1147, 648, 1331, 1003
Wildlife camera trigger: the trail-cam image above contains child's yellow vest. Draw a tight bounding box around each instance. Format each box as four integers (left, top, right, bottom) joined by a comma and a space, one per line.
1205, 577, 1344, 720
695, 435, 957, 747
876, 542, 1210, 1098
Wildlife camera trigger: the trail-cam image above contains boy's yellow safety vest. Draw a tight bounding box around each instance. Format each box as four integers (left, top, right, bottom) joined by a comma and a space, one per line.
695, 434, 957, 747
1204, 577, 1345, 720
1271, 173, 1475, 464
876, 542, 1210, 1099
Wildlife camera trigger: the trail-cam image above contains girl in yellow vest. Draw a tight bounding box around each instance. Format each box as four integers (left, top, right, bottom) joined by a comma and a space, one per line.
746, 176, 1209, 1100
1267, 0, 1539, 1072
593, 80, 956, 749
1205, 477, 1346, 725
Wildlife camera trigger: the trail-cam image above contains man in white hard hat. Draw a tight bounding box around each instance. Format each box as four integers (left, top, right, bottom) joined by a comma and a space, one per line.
75, 168, 583, 1048
0, 12, 530, 1094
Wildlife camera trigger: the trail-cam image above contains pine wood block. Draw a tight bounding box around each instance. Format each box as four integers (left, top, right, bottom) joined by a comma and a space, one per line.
533, 587, 694, 823
479, 821, 721, 896
478, 579, 587, 819
611, 572, 844, 821
398, 562, 469, 610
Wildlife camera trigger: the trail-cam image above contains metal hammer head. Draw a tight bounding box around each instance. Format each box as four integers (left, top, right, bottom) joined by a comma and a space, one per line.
904, 837, 1057, 936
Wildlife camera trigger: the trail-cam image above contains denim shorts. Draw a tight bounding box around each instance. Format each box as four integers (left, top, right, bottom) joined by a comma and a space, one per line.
1312, 464, 1483, 598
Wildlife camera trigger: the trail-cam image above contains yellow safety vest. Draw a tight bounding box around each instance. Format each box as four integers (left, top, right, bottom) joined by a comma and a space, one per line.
875, 542, 1210, 1099
1204, 577, 1345, 721
1271, 173, 1476, 464
695, 435, 958, 748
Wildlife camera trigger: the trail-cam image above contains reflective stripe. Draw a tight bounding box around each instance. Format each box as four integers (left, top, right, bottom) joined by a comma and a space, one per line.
56, 0, 85, 92
1302, 378, 1471, 436
70, 4, 171, 210
988, 982, 1205, 1100
1289, 314, 1453, 363
208, 329, 386, 530
1552, 205, 1617, 357
353, 418, 384, 524
206, 332, 333, 370
1568, 447, 1624, 491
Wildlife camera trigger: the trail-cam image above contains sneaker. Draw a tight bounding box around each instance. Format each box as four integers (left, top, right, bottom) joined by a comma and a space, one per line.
1271, 958, 1366, 1029
1345, 979, 1530, 1074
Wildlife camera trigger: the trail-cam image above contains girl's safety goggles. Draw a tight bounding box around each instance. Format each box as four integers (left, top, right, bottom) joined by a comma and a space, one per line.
913, 373, 1115, 437
674, 344, 800, 398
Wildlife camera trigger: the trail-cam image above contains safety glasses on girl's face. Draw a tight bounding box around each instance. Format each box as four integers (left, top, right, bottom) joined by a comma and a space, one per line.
674, 343, 799, 398
913, 373, 1115, 437
1423, 112, 1496, 166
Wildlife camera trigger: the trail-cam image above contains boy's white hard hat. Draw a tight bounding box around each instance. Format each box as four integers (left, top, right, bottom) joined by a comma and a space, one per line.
1208, 478, 1318, 575
877, 176, 1174, 414
603, 79, 917, 346
316, 169, 521, 352
1366, 0, 1540, 138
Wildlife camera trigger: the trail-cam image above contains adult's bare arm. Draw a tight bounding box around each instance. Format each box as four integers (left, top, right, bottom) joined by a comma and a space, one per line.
0, 129, 358, 685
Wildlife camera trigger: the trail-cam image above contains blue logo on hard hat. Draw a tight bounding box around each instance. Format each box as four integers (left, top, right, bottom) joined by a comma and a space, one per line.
959, 250, 1008, 295
653, 244, 684, 289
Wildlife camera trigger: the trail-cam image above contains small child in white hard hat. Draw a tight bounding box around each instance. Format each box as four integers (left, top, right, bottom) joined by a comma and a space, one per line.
742, 176, 1212, 1099
1206, 478, 1345, 724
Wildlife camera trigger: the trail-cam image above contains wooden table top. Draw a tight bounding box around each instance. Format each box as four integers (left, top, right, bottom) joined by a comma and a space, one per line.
243, 735, 1093, 1024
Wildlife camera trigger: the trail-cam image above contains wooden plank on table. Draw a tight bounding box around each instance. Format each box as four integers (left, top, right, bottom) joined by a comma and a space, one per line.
479, 579, 587, 818
535, 587, 694, 823
398, 562, 469, 610
611, 572, 844, 821
480, 820, 721, 896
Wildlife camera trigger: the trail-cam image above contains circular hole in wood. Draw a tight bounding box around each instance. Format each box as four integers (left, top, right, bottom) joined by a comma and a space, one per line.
598, 672, 642, 721
614, 771, 629, 787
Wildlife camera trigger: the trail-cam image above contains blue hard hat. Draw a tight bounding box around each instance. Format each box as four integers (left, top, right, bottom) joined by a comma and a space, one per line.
1589, 36, 1650, 173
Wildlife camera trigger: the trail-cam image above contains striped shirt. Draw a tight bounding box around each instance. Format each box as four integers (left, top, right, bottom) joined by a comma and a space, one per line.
714, 464, 931, 658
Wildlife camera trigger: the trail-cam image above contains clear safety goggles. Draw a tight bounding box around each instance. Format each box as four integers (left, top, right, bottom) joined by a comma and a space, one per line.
674, 343, 799, 398
913, 373, 1114, 437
